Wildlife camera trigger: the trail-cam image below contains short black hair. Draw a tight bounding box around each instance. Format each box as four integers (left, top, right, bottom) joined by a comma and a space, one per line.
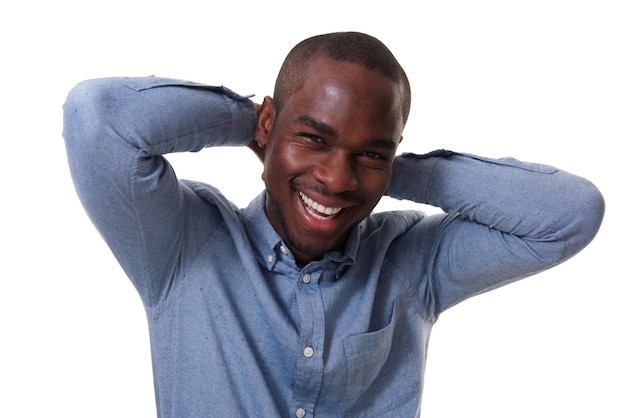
273, 32, 411, 125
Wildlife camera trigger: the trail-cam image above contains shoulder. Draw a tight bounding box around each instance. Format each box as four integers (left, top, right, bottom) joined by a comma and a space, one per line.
181, 180, 240, 216
359, 210, 426, 243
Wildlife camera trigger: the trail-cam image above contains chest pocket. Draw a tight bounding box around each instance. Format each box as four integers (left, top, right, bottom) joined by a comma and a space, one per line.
342, 297, 423, 416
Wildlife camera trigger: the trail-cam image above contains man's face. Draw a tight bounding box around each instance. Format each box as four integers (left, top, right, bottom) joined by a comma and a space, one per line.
256, 57, 405, 265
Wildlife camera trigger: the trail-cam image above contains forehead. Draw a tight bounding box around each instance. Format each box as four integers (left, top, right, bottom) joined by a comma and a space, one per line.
299, 56, 399, 98
281, 57, 405, 138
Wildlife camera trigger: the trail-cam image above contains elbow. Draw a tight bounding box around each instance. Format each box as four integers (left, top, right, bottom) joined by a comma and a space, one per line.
62, 78, 131, 199
62, 77, 125, 147
580, 179, 605, 240
565, 179, 605, 257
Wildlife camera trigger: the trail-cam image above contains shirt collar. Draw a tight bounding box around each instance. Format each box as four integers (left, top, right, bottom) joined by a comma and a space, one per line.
242, 191, 359, 277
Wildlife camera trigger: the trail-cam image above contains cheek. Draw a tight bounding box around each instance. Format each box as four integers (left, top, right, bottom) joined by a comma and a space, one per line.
262, 149, 296, 195
265, 142, 308, 178
360, 171, 392, 206
365, 183, 388, 206
363, 166, 392, 192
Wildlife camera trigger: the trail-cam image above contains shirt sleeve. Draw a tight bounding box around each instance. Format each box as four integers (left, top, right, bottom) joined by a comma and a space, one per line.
62, 76, 257, 306
387, 150, 605, 314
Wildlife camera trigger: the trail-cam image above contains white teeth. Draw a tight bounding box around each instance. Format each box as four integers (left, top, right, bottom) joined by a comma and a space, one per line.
299, 191, 342, 220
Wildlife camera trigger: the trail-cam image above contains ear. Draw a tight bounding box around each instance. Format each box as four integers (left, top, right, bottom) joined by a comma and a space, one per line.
255, 96, 276, 148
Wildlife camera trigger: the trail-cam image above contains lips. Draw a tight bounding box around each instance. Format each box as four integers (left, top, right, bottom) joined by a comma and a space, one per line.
298, 191, 343, 220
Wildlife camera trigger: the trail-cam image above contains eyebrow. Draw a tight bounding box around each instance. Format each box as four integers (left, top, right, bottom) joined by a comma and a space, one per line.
295, 115, 338, 139
294, 115, 398, 150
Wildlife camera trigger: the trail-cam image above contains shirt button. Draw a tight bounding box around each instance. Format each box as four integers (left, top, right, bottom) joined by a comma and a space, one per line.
296, 408, 306, 418
267, 254, 274, 263
303, 346, 314, 358
302, 274, 311, 284
280, 245, 288, 255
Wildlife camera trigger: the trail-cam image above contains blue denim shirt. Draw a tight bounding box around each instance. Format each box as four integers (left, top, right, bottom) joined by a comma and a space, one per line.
63, 77, 604, 417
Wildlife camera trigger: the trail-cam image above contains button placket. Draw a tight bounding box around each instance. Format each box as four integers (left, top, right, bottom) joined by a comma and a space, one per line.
292, 269, 324, 416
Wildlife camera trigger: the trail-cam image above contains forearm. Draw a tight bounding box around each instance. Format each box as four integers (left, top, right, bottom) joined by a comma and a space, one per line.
63, 76, 256, 154
388, 150, 605, 260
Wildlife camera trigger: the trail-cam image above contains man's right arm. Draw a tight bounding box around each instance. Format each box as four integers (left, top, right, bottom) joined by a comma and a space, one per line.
62, 76, 257, 306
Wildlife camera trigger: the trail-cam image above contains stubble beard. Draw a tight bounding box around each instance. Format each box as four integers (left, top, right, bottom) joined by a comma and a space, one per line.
265, 189, 335, 263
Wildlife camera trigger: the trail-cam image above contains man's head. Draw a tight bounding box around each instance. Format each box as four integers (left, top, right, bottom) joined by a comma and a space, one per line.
273, 32, 411, 125
255, 32, 411, 265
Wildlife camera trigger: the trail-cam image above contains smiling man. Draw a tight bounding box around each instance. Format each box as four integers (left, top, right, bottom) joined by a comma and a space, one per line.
63, 32, 604, 417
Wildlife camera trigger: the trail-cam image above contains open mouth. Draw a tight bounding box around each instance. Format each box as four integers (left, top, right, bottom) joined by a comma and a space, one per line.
299, 191, 343, 221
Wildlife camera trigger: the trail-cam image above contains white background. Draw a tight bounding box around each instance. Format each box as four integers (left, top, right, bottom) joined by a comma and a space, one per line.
1, 1, 624, 416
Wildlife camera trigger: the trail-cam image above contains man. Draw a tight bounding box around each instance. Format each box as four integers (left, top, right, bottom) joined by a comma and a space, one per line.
63, 32, 604, 417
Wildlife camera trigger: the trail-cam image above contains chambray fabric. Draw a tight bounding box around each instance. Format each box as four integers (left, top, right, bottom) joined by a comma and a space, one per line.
63, 77, 604, 417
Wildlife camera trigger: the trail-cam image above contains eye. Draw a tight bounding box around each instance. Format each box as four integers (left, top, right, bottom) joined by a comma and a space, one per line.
361, 151, 385, 160
298, 132, 326, 145
306, 134, 324, 143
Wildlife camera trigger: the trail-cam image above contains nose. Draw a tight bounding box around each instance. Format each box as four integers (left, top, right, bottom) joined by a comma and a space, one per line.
311, 151, 359, 193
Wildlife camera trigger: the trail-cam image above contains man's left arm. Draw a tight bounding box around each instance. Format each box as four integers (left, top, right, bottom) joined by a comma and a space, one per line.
387, 150, 605, 312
